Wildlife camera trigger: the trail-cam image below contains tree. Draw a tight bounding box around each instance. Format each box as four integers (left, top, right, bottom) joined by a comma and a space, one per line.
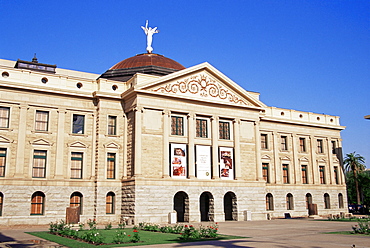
344, 152, 365, 205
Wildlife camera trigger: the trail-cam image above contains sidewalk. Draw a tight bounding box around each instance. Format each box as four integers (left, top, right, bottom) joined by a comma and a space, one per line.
0, 219, 369, 248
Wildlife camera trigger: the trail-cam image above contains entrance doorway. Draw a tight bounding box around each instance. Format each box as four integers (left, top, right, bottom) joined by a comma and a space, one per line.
173, 191, 189, 222
200, 192, 214, 221
224, 191, 237, 221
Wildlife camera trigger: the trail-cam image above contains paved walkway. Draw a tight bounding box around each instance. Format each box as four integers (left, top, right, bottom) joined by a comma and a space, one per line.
0, 219, 369, 247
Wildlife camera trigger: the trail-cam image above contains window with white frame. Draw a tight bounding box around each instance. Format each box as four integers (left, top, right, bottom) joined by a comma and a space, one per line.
35, 110, 49, 131
196, 118, 208, 138
108, 115, 117, 135
0, 107, 10, 128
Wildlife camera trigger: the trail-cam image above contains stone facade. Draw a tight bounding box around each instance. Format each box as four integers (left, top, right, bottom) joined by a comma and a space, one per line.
0, 57, 347, 226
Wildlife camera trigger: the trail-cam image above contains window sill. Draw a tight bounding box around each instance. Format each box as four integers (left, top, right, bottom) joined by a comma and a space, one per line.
105, 134, 121, 138
69, 133, 88, 137
32, 130, 52, 134
0, 128, 13, 131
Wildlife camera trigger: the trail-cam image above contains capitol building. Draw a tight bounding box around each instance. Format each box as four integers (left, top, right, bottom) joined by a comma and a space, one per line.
0, 30, 347, 225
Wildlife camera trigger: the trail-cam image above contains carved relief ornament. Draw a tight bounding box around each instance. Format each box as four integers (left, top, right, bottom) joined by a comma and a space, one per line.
152, 74, 250, 106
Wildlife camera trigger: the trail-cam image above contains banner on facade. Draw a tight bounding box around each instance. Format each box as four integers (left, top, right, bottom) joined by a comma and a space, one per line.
196, 145, 211, 179
170, 143, 187, 178
219, 147, 234, 180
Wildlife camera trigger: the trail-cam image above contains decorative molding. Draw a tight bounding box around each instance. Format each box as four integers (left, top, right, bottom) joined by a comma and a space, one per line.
69, 141, 87, 148
261, 154, 271, 160
0, 135, 13, 144
299, 156, 309, 162
104, 142, 120, 149
280, 156, 291, 161
152, 74, 250, 106
30, 138, 52, 146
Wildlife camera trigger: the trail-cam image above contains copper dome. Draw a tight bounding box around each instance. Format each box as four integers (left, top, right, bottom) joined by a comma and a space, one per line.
110, 53, 185, 70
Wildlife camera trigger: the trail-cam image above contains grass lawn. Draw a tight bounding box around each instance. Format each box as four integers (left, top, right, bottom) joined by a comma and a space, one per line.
28, 228, 245, 247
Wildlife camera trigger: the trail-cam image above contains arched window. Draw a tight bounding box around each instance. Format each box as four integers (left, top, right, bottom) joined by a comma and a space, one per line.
338, 193, 344, 208
106, 192, 115, 214
31, 191, 45, 215
266, 193, 274, 211
0, 192, 3, 216
306, 193, 312, 209
324, 193, 330, 209
286, 193, 294, 210
70, 192, 83, 215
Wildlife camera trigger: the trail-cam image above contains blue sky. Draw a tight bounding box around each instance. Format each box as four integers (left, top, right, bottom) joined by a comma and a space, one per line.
1, 0, 369, 166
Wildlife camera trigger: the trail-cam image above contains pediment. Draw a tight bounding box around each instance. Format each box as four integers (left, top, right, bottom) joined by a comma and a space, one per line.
299, 157, 309, 162
31, 138, 52, 146
69, 141, 87, 148
261, 155, 271, 160
317, 158, 326, 163
104, 142, 120, 149
137, 63, 266, 108
280, 156, 291, 161
0, 135, 12, 144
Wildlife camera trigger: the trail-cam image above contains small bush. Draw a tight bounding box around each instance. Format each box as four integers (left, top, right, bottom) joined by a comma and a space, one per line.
80, 230, 104, 244
104, 222, 112, 230
352, 219, 370, 234
113, 230, 126, 244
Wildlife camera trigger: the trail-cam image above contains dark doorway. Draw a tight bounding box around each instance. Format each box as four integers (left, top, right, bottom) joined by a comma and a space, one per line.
200, 192, 214, 221
174, 191, 189, 222
224, 191, 237, 221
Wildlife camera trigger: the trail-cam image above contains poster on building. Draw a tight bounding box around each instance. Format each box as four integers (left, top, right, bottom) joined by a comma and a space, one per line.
196, 145, 211, 179
170, 143, 187, 178
219, 147, 234, 180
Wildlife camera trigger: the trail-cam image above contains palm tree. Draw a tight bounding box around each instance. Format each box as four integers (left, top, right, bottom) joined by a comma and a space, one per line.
344, 152, 365, 205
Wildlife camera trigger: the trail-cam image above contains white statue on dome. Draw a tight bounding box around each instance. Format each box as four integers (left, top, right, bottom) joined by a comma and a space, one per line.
141, 20, 159, 53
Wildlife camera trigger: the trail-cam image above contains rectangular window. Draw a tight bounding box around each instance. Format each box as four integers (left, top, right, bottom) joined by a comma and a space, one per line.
32, 150, 47, 178
317, 139, 323, 153
261, 134, 268, 149
319, 166, 325, 184
334, 166, 339, 184
196, 119, 207, 138
301, 165, 308, 184
35, 110, 49, 131
71, 152, 83, 179
107, 153, 116, 179
262, 163, 269, 183
171, 116, 184, 136
0, 148, 6, 177
219, 121, 230, 140
299, 138, 306, 152
106, 193, 115, 214
281, 136, 288, 150
331, 141, 336, 154
283, 164, 289, 184
0, 107, 10, 128
108, 116, 117, 135
72, 114, 85, 134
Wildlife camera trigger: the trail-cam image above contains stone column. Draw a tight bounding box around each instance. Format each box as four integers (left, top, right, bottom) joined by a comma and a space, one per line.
310, 135, 318, 184
327, 138, 334, 184
134, 107, 142, 177
187, 113, 195, 178
233, 119, 241, 180
54, 108, 66, 179
122, 113, 128, 179
162, 110, 170, 178
211, 116, 219, 179
272, 131, 281, 184
14, 104, 28, 178
292, 133, 300, 184
254, 121, 263, 181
